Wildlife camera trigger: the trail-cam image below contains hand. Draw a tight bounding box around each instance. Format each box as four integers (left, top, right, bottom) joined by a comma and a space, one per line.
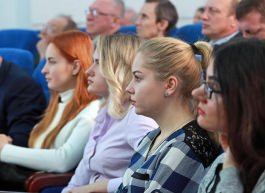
0, 134, 12, 150
68, 179, 108, 193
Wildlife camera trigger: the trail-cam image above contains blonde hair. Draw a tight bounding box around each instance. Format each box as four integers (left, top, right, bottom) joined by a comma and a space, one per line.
29, 31, 96, 148
97, 34, 142, 119
138, 37, 212, 111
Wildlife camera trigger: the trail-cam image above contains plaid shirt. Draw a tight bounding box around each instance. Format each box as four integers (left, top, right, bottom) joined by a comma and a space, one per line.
116, 121, 219, 193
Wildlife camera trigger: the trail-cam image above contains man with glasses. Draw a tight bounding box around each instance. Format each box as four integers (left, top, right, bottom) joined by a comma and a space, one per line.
236, 0, 265, 39
85, 0, 125, 38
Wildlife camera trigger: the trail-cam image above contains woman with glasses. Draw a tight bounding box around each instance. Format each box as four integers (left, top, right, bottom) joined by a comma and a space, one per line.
193, 38, 265, 193
116, 37, 220, 193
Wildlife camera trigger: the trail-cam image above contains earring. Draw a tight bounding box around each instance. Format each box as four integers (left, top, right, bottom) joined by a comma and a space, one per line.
164, 91, 170, 97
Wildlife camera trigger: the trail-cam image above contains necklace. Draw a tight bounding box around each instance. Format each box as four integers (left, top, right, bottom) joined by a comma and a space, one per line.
145, 118, 194, 160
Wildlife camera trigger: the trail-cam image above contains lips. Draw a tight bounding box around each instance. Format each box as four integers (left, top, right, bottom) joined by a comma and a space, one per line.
87, 79, 93, 85
198, 107, 206, 116
130, 98, 136, 106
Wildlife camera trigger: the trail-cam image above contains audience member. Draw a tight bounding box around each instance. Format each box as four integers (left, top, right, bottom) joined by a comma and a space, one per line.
193, 38, 265, 193
0, 57, 46, 147
236, 0, 265, 39
193, 6, 205, 23
202, 0, 240, 46
136, 0, 178, 39
85, 0, 125, 38
117, 37, 219, 193
33, 15, 78, 103
37, 15, 77, 60
62, 34, 157, 193
121, 7, 137, 26
0, 31, 99, 191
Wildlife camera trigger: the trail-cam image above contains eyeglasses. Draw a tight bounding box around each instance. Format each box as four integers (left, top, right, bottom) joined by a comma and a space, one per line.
85, 8, 116, 17
200, 70, 222, 99
201, 81, 222, 99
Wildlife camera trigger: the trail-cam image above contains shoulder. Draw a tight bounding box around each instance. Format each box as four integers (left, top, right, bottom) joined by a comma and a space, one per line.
182, 121, 220, 167
124, 106, 158, 128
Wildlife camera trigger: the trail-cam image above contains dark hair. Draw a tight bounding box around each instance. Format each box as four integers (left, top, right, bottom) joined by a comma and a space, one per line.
236, 0, 265, 20
214, 38, 265, 193
145, 0, 178, 35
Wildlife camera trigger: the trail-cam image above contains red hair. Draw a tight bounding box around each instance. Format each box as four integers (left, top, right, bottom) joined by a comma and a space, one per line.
29, 30, 96, 148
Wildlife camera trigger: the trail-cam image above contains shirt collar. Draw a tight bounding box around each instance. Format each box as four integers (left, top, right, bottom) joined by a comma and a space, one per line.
209, 31, 239, 46
59, 89, 74, 103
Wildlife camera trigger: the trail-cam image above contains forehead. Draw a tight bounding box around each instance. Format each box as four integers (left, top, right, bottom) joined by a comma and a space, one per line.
47, 17, 67, 27
140, 2, 157, 17
205, 0, 232, 12
239, 10, 263, 26
46, 43, 60, 56
91, 0, 116, 12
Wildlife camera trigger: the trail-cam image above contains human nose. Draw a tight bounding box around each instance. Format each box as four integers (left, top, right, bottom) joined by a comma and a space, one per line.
192, 85, 207, 103
86, 64, 95, 77
126, 80, 134, 95
41, 62, 48, 75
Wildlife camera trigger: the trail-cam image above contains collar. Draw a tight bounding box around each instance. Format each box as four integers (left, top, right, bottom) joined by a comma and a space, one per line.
59, 89, 74, 103
209, 31, 239, 46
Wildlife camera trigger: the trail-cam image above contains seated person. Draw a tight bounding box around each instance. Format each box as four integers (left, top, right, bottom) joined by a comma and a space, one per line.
0, 31, 99, 191
0, 56, 46, 147
116, 38, 219, 193
193, 38, 265, 193
33, 15, 77, 103
62, 34, 158, 193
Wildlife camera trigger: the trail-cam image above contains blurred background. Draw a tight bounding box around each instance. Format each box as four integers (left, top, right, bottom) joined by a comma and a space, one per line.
0, 0, 206, 29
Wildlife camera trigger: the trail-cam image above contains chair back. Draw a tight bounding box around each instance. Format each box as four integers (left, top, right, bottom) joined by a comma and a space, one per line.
0, 29, 40, 60
175, 22, 205, 43
0, 48, 34, 75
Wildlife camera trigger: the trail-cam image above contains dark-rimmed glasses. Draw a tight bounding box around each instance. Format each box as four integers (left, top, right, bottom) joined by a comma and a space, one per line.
200, 70, 222, 99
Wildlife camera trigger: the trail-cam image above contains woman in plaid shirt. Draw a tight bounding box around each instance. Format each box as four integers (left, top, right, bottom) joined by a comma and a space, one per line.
116, 37, 220, 193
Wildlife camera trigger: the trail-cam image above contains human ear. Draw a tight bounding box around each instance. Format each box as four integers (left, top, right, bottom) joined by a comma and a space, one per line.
164, 76, 178, 96
157, 19, 169, 34
72, 60, 81, 75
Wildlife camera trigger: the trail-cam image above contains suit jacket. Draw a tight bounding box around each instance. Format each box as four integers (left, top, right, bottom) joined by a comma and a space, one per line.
0, 60, 46, 147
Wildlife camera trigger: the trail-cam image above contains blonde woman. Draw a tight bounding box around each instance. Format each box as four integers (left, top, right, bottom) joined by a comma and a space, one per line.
117, 37, 220, 193
63, 34, 157, 193
0, 31, 99, 190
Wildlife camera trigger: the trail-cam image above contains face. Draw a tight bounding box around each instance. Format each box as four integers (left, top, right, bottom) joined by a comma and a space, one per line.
136, 2, 162, 39
39, 16, 68, 42
193, 10, 203, 23
86, 48, 109, 97
42, 43, 77, 92
239, 10, 265, 39
126, 52, 166, 118
192, 62, 227, 132
202, 0, 237, 41
86, 0, 119, 36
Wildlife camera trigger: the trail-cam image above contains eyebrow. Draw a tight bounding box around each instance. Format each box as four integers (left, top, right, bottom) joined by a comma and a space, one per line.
47, 57, 55, 61
208, 75, 219, 81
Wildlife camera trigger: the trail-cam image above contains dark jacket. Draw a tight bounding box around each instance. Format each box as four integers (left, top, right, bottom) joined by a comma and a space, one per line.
0, 60, 46, 147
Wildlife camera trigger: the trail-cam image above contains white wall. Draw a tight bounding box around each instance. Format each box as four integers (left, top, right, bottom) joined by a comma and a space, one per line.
0, 0, 206, 29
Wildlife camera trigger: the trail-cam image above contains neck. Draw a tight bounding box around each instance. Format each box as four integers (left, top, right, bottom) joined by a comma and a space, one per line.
155, 100, 194, 136
0, 57, 2, 66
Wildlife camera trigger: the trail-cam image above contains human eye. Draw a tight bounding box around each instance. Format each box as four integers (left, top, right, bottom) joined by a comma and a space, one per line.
133, 73, 142, 82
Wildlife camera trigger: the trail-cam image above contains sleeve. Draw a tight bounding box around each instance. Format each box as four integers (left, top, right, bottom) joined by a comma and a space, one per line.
146, 143, 204, 193
215, 167, 243, 193
62, 156, 91, 193
0, 101, 99, 173
6, 75, 46, 147
125, 109, 158, 150
107, 177, 122, 193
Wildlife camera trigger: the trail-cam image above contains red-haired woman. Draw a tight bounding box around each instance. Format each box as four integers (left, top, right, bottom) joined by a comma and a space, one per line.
0, 30, 99, 190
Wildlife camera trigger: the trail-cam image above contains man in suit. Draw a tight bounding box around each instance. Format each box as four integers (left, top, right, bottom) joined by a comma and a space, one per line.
201, 0, 240, 46
0, 56, 46, 147
236, 0, 265, 40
